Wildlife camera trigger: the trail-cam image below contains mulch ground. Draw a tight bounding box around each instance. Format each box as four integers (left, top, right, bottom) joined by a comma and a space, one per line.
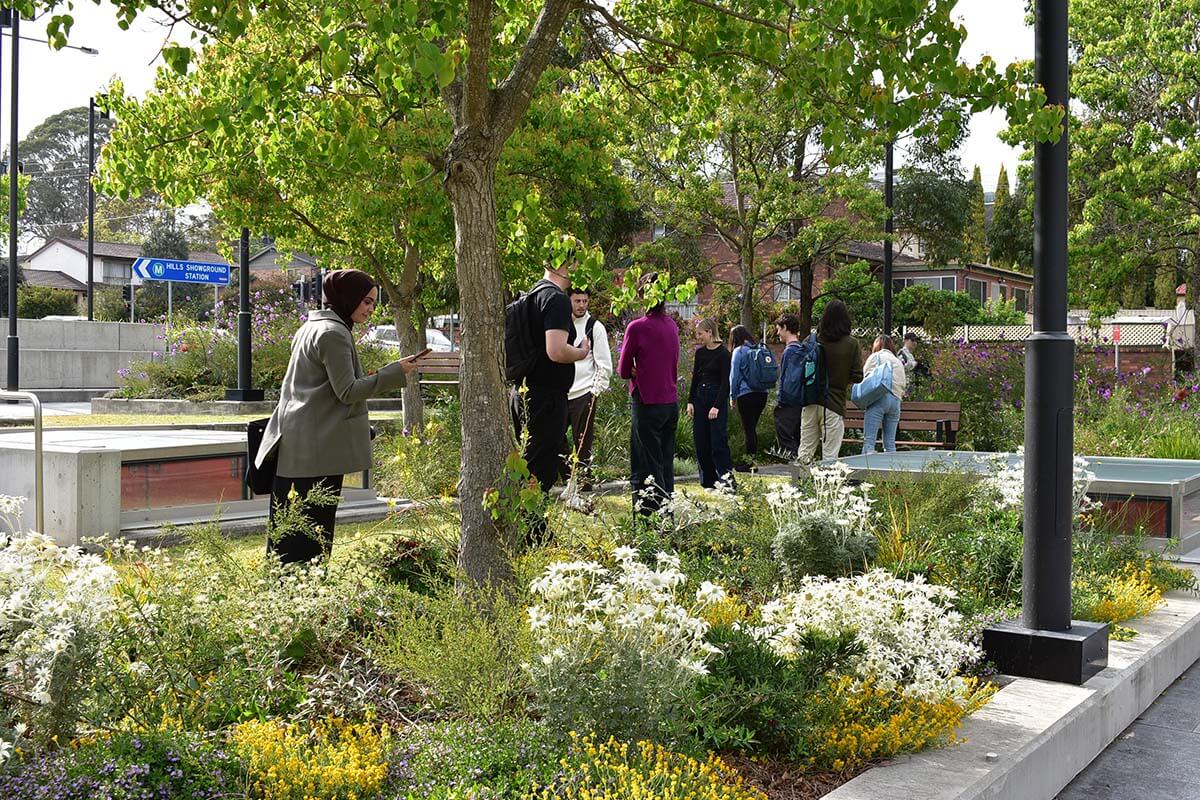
721, 753, 861, 800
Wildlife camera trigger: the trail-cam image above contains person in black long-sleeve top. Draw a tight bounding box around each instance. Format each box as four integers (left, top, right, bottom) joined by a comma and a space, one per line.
686, 317, 734, 489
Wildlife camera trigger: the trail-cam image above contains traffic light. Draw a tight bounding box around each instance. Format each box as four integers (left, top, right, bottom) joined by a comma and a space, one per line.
121, 284, 132, 303
307, 276, 321, 304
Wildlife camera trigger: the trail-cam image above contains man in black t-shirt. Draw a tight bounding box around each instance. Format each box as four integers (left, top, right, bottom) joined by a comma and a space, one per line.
512, 260, 591, 497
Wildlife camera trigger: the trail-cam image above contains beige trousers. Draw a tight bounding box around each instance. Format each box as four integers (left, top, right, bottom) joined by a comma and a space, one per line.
797, 405, 845, 462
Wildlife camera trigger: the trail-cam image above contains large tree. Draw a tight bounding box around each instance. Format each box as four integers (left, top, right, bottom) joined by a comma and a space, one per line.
19, 106, 114, 242
624, 70, 884, 332
1068, 0, 1200, 360
988, 161, 1033, 273
965, 165, 988, 263
41, 0, 1059, 587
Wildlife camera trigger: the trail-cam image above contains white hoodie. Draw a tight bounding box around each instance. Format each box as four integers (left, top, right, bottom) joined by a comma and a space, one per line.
568, 313, 613, 400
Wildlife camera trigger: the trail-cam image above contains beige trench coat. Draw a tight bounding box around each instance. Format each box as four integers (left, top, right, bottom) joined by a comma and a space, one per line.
256, 310, 407, 477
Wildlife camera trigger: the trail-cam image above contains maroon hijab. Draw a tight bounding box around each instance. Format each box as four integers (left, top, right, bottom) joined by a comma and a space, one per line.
322, 269, 375, 328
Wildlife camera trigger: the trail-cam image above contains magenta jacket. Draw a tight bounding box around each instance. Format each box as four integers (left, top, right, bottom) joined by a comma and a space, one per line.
617, 310, 680, 404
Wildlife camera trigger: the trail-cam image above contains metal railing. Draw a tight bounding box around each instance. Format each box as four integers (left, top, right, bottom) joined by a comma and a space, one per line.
0, 390, 43, 533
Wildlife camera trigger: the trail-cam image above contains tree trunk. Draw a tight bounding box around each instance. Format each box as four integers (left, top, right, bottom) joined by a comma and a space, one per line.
739, 250, 755, 329
444, 144, 514, 588
1191, 246, 1200, 370
397, 242, 426, 433
799, 263, 815, 336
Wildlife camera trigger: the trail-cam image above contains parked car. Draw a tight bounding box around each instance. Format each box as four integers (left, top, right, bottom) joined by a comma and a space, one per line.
366, 325, 454, 352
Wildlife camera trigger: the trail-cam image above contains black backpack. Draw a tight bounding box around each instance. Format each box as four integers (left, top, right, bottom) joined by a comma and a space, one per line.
505, 281, 559, 384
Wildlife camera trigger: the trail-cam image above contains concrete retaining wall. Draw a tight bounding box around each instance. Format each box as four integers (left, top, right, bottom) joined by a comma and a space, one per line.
0, 318, 163, 389
826, 575, 1200, 800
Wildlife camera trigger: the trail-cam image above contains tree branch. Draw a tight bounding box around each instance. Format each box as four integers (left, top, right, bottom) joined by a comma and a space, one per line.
463, 0, 494, 129
493, 0, 579, 143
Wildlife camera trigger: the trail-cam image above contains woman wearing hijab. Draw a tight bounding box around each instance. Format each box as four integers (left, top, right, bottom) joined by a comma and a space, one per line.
256, 269, 422, 562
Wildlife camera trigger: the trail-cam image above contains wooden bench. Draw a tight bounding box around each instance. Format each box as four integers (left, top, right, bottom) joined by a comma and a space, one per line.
842, 400, 960, 449
416, 351, 461, 385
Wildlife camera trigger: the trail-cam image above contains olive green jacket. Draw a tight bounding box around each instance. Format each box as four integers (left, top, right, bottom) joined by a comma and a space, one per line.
256, 310, 407, 478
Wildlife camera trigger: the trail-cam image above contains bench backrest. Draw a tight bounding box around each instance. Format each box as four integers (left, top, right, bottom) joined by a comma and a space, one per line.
415, 352, 462, 374
843, 400, 961, 431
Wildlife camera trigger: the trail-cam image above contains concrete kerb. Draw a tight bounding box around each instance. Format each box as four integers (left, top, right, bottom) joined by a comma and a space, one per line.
825, 572, 1200, 800
91, 397, 405, 415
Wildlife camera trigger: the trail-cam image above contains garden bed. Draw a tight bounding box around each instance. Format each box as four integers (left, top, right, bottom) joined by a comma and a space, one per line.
0, 450, 1194, 799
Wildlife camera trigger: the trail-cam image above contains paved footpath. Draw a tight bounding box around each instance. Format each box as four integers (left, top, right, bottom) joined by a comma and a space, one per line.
0, 401, 92, 421
1058, 655, 1200, 799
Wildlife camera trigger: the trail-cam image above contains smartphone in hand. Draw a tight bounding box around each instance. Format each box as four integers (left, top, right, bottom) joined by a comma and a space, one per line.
401, 348, 433, 363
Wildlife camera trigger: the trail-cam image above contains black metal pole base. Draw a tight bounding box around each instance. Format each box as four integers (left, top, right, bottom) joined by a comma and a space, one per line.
5, 334, 17, 392
224, 388, 265, 402
983, 619, 1109, 685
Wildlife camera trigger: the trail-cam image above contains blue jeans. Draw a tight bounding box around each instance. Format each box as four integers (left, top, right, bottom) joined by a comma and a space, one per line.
862, 393, 901, 454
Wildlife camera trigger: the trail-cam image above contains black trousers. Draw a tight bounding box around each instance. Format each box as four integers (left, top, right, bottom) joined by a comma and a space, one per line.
692, 383, 733, 488
564, 393, 599, 483
268, 474, 345, 564
734, 391, 768, 456
511, 385, 570, 493
773, 404, 803, 457
630, 393, 678, 515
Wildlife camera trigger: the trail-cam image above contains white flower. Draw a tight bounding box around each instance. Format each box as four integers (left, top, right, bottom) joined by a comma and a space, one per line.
613, 545, 638, 563
695, 581, 727, 607
527, 605, 551, 631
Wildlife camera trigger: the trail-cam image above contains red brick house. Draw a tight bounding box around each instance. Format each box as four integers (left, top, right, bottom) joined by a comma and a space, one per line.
636, 221, 1033, 318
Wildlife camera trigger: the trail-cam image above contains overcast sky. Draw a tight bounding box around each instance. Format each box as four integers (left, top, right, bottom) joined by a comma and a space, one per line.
1, 0, 1031, 195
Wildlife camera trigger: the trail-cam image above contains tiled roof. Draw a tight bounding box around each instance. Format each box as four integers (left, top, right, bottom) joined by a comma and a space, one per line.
21, 268, 86, 292
38, 237, 227, 265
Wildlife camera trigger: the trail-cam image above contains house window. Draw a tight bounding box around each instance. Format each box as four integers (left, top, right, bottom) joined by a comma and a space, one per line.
966, 278, 988, 306
667, 300, 698, 320
1012, 287, 1029, 313
894, 276, 956, 292
102, 261, 131, 283
775, 269, 801, 302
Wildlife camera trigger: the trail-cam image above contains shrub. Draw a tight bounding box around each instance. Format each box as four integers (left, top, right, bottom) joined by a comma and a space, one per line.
792, 676, 996, 773
685, 624, 861, 756
374, 401, 462, 500
16, 285, 77, 319
534, 734, 767, 800
773, 510, 878, 580
375, 585, 533, 719
0, 532, 117, 754
525, 547, 725, 743
756, 570, 980, 701
0, 730, 240, 800
86, 531, 386, 731
385, 719, 561, 799
1074, 568, 1164, 625
231, 717, 390, 800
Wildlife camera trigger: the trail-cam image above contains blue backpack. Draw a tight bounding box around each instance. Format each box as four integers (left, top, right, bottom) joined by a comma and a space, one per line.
743, 344, 779, 391
780, 334, 827, 406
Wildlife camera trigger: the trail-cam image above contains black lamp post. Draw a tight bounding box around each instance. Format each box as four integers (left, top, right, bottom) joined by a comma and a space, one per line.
225, 228, 263, 402
4, 8, 17, 392
86, 96, 109, 322
983, 0, 1109, 685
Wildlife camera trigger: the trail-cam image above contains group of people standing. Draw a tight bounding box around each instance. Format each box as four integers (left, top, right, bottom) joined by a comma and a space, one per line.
512, 259, 925, 519
257, 260, 927, 564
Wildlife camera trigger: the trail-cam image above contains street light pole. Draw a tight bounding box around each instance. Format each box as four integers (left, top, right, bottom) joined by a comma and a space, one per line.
883, 140, 894, 336
87, 96, 95, 320
4, 10, 17, 392
983, 0, 1109, 685
225, 227, 263, 402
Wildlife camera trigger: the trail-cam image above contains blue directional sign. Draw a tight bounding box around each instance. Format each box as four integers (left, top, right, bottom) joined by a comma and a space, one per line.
131, 257, 231, 286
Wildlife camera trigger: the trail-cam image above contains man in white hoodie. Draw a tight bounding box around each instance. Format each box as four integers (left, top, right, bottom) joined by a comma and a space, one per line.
563, 288, 612, 497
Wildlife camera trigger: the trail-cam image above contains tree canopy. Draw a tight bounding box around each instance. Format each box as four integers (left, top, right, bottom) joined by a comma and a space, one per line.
34, 0, 1063, 587
1068, 0, 1199, 346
